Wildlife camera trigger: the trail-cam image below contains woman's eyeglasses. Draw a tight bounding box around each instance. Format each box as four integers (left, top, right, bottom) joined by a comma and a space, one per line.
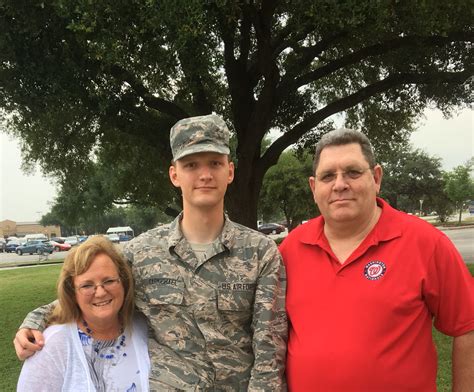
75, 278, 121, 296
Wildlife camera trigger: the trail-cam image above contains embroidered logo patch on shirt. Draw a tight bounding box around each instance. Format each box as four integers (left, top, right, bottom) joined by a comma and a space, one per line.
364, 261, 386, 280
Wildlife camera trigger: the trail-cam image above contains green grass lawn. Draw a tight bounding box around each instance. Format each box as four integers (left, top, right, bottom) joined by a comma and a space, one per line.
0, 265, 61, 391
0, 263, 473, 391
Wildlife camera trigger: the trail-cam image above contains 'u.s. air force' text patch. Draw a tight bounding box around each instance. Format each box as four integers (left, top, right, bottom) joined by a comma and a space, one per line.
218, 282, 256, 291
364, 261, 386, 280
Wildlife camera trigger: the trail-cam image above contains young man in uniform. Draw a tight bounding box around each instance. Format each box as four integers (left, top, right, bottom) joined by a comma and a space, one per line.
279, 127, 474, 391
14, 114, 287, 391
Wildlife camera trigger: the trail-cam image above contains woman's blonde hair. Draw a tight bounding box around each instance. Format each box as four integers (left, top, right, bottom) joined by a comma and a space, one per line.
49, 236, 134, 328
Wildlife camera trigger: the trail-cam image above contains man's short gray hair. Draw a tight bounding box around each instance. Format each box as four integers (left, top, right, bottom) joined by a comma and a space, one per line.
312, 128, 376, 173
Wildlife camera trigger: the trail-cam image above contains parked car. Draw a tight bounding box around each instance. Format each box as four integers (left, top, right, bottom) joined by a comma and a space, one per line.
64, 236, 79, 246
78, 236, 89, 243
50, 240, 72, 252
107, 233, 120, 243
0, 238, 6, 253
5, 241, 21, 253
16, 240, 54, 255
50, 237, 66, 244
258, 223, 286, 235
119, 234, 131, 242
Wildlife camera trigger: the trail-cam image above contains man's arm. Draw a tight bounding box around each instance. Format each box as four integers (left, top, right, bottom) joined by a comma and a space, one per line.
248, 243, 288, 392
452, 330, 474, 392
424, 235, 474, 391
13, 301, 57, 360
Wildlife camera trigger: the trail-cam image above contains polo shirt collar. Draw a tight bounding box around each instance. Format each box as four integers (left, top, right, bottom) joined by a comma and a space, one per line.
372, 197, 403, 244
299, 197, 402, 249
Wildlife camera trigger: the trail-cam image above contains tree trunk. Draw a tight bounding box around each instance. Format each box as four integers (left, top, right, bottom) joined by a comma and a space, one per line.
225, 158, 264, 229
458, 207, 462, 224
226, 192, 259, 229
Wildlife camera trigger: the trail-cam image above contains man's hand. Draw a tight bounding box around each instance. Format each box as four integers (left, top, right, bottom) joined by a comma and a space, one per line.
13, 328, 44, 361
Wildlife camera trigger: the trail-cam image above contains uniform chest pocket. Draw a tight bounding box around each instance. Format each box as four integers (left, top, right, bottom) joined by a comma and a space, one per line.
144, 276, 185, 306
217, 288, 254, 311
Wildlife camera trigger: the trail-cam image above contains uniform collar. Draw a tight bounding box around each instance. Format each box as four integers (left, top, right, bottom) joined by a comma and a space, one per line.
167, 212, 185, 248
167, 212, 237, 269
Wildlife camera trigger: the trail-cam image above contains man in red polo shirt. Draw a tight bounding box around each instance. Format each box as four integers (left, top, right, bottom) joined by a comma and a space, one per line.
279, 128, 474, 391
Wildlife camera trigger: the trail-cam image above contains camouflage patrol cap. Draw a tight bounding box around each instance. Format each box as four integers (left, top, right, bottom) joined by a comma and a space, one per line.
170, 114, 231, 161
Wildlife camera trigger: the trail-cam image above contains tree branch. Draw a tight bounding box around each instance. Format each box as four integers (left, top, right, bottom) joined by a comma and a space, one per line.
259, 0, 278, 28
278, 32, 474, 98
247, 2, 280, 138
238, 3, 252, 64
215, 6, 257, 132
107, 64, 189, 119
252, 3, 276, 77
264, 69, 473, 169
176, 48, 214, 115
276, 30, 349, 73
272, 21, 316, 56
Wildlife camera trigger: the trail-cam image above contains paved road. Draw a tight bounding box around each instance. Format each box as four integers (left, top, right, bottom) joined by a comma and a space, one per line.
442, 227, 474, 264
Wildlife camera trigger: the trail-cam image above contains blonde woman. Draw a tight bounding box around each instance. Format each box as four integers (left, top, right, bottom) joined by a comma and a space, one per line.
17, 236, 149, 391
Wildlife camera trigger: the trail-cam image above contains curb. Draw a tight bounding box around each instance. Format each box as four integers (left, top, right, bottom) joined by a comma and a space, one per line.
0, 260, 64, 270
436, 224, 474, 231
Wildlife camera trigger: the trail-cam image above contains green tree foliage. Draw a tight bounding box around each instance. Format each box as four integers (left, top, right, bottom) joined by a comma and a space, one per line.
1, 0, 472, 227
444, 160, 474, 223
41, 204, 168, 236
379, 144, 446, 213
259, 150, 316, 230
430, 190, 456, 224
125, 205, 170, 235
38, 139, 177, 232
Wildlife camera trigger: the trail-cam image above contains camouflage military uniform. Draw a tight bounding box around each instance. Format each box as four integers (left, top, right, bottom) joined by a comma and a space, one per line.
123, 213, 287, 391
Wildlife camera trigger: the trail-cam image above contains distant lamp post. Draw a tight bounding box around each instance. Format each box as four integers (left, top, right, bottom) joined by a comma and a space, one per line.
36, 211, 42, 223
419, 199, 424, 216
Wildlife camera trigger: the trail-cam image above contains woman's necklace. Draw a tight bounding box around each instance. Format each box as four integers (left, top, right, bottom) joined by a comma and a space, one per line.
81, 319, 127, 363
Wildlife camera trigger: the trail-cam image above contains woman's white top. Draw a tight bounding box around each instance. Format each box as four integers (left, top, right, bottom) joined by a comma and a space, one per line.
17, 317, 150, 392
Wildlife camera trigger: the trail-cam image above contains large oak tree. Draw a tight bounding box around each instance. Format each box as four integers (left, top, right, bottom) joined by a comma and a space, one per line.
1, 0, 472, 227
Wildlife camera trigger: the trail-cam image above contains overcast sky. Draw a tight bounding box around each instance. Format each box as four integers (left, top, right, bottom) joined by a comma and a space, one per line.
1, 108, 472, 222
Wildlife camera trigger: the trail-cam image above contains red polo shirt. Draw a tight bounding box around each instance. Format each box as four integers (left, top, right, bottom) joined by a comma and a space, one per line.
279, 198, 474, 391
